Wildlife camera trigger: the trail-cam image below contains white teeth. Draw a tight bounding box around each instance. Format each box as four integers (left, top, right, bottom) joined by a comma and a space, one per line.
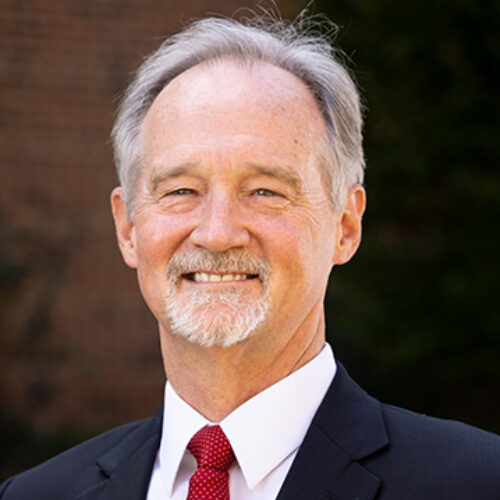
192, 273, 249, 282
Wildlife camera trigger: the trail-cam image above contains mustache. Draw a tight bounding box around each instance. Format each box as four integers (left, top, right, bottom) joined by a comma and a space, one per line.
167, 249, 271, 285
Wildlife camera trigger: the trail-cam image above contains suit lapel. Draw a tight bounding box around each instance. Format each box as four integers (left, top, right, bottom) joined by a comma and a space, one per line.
277, 364, 389, 500
73, 364, 388, 500
76, 410, 162, 500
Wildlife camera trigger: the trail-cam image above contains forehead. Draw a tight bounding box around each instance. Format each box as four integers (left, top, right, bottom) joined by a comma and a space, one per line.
139, 59, 328, 178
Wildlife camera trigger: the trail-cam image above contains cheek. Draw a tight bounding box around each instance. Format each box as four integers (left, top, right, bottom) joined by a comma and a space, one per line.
256, 213, 335, 289
133, 215, 190, 314
134, 214, 193, 265
256, 216, 313, 271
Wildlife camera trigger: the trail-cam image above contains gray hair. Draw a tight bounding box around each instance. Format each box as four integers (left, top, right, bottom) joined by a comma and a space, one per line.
111, 12, 365, 216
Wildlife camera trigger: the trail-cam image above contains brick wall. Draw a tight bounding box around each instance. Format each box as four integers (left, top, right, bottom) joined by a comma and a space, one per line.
0, 0, 301, 441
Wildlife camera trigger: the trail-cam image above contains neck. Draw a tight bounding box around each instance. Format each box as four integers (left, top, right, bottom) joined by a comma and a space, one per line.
159, 306, 326, 422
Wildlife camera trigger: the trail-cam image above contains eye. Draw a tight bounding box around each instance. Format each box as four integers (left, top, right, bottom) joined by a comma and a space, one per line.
254, 188, 279, 197
169, 188, 196, 195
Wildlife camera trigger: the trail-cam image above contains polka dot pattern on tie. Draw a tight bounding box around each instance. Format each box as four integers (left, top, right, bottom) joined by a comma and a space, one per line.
187, 425, 235, 500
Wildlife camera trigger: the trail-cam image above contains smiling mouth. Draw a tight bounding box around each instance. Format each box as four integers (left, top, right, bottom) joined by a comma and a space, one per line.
184, 272, 259, 283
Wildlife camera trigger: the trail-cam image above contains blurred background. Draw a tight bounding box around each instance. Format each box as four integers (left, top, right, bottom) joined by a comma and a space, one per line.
1, 0, 499, 481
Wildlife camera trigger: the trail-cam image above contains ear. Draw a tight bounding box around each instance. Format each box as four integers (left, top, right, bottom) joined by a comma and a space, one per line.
111, 187, 138, 269
332, 184, 366, 266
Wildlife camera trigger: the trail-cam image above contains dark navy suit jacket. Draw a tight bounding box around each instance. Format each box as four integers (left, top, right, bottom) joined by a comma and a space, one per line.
1, 364, 499, 499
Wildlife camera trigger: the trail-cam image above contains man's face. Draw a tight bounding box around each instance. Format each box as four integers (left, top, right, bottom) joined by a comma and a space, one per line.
113, 60, 355, 352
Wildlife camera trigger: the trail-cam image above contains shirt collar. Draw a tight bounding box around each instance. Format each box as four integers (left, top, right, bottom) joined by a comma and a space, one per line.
159, 343, 336, 494
160, 383, 211, 496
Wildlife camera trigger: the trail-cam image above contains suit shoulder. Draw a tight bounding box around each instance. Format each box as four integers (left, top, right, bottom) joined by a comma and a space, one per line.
369, 403, 500, 498
382, 402, 500, 452
0, 415, 160, 500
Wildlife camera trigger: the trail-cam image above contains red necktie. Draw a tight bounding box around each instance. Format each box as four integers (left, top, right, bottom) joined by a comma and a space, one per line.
186, 425, 235, 500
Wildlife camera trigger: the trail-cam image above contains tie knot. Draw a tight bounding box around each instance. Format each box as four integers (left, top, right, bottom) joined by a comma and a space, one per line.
188, 425, 235, 471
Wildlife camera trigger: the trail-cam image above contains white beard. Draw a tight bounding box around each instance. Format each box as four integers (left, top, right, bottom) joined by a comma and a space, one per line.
164, 249, 271, 348
165, 285, 270, 347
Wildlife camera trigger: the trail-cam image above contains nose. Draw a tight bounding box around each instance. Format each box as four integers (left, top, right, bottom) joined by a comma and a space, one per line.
189, 192, 250, 252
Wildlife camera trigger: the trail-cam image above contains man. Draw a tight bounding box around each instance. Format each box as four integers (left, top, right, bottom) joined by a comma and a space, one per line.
1, 12, 499, 500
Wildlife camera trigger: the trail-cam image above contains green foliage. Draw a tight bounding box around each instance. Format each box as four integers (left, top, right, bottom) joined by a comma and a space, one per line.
319, 0, 500, 431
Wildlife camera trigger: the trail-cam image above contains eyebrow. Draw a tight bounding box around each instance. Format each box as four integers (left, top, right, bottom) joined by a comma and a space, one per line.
148, 163, 196, 194
244, 163, 303, 194
148, 161, 303, 194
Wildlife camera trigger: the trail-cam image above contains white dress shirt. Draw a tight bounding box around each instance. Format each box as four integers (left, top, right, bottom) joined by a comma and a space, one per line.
146, 343, 336, 500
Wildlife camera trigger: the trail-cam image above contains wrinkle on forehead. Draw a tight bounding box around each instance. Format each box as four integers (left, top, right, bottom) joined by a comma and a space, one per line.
140, 59, 327, 149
